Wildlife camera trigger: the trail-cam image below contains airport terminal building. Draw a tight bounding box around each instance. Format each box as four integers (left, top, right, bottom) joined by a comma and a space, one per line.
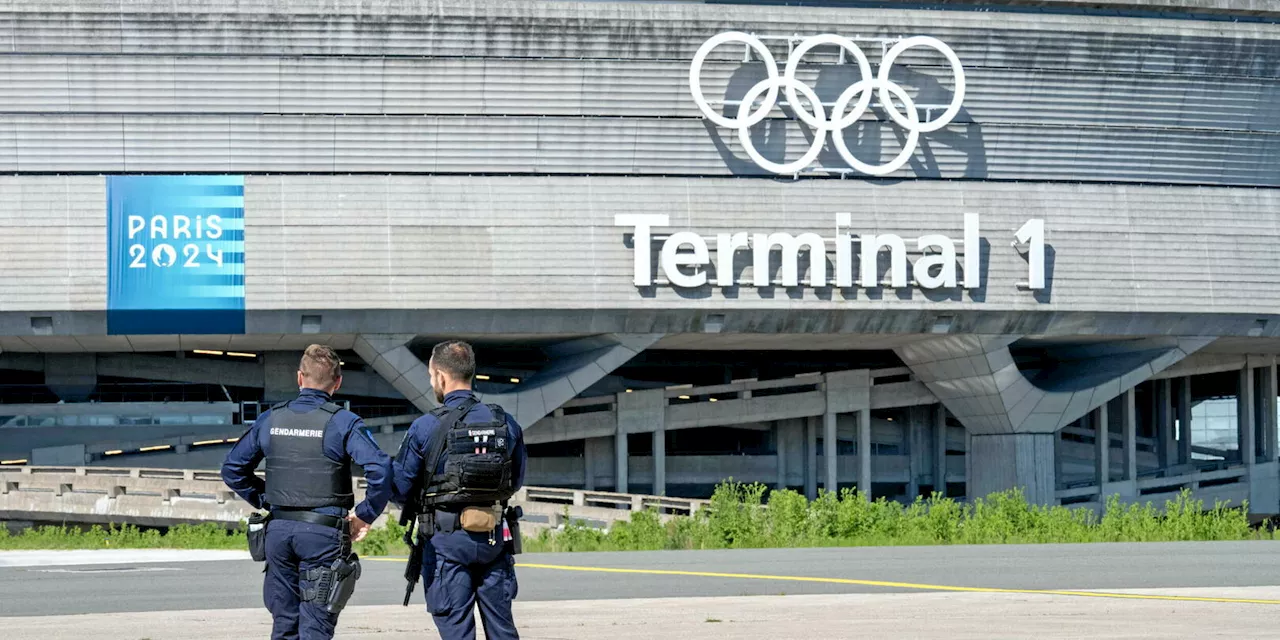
1, 0, 1279, 513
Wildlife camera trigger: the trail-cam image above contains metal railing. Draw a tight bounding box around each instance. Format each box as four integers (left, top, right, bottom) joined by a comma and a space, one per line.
0, 466, 702, 527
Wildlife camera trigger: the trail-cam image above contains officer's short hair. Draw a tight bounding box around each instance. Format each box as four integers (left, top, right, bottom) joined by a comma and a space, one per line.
299, 344, 342, 388
431, 340, 475, 383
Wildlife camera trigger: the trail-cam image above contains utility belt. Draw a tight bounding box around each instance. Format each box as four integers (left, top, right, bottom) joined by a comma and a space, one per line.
245, 508, 363, 615
421, 503, 523, 554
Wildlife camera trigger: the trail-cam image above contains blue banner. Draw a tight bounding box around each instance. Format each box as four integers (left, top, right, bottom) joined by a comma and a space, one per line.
107, 175, 246, 335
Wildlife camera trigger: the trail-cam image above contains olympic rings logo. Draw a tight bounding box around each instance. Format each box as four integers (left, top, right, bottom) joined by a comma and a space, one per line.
689, 32, 966, 176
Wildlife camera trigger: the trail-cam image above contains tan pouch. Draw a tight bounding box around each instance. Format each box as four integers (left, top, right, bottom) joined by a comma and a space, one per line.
460, 506, 498, 533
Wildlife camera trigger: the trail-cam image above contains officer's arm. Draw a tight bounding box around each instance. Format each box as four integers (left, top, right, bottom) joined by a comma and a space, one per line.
221, 418, 267, 509
508, 415, 528, 491
344, 416, 392, 526
391, 416, 432, 507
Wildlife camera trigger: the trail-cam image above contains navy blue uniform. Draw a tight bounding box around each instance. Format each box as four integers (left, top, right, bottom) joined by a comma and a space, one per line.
222, 388, 392, 640
392, 390, 527, 640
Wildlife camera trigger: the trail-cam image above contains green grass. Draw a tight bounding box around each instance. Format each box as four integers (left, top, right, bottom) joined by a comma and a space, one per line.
520, 482, 1270, 553
0, 483, 1268, 553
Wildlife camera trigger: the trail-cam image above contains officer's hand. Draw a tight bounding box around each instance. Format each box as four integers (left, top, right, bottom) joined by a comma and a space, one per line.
347, 513, 372, 542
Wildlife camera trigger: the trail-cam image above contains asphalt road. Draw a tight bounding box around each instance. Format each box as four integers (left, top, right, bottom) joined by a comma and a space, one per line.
4, 541, 1280, 617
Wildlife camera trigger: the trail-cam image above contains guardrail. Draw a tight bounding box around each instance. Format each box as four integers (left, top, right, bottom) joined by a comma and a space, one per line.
0, 465, 702, 529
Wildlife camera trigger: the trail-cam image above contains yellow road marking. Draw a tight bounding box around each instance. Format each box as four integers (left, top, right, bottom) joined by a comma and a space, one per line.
367, 557, 1280, 605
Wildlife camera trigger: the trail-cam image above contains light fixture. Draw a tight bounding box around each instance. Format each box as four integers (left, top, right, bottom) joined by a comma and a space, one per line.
476, 374, 491, 381
339, 361, 346, 366
140, 445, 172, 452
0, 459, 27, 465
510, 378, 520, 384
193, 349, 224, 356
625, 389, 634, 393
227, 352, 257, 358
887, 417, 894, 421
709, 398, 718, 403
103, 450, 123, 456
679, 395, 690, 400
192, 440, 224, 447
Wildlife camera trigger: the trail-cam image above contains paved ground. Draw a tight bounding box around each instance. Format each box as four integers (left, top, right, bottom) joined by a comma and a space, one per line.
4, 542, 1280, 637
5, 590, 1280, 639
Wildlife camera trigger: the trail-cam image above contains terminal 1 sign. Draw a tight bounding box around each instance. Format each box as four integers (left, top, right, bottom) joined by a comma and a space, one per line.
615, 214, 1046, 292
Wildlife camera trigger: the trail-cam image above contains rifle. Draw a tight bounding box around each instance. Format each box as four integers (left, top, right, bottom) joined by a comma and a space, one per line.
401, 509, 432, 606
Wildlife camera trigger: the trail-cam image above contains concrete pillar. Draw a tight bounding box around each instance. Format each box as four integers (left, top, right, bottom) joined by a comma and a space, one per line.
616, 388, 665, 494
1177, 376, 1192, 466
1241, 367, 1257, 466
1267, 361, 1279, 462
653, 427, 666, 497
824, 410, 838, 493
584, 436, 613, 491
805, 417, 818, 500
775, 422, 787, 491
934, 405, 948, 495
1123, 388, 1138, 481
615, 429, 629, 494
1095, 404, 1109, 487
264, 352, 300, 403
858, 407, 872, 500
968, 433, 1057, 505
44, 354, 97, 401
1156, 379, 1174, 469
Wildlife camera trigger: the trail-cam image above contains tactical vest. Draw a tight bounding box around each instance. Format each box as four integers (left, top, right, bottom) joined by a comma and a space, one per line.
264, 401, 354, 509
419, 398, 517, 509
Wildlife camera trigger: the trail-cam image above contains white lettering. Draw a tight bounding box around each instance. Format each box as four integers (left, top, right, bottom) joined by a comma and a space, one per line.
468, 429, 497, 437
205, 215, 223, 240
753, 233, 826, 287
964, 213, 980, 289
271, 427, 325, 438
715, 232, 748, 287
149, 215, 168, 240
127, 215, 146, 240
915, 234, 957, 289
861, 234, 907, 288
1014, 218, 1046, 290
614, 214, 670, 286
173, 215, 192, 239
660, 231, 709, 288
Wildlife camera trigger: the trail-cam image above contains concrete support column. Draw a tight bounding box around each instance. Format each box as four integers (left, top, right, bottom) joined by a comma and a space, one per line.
1095, 404, 1109, 487
616, 388, 665, 494
968, 433, 1057, 504
584, 436, 613, 491
1240, 367, 1257, 466
1266, 361, 1279, 462
805, 417, 818, 500
1156, 379, 1175, 469
1177, 376, 1192, 466
934, 405, 948, 495
824, 410, 838, 494
858, 407, 872, 500
614, 428, 629, 494
44, 354, 98, 402
775, 421, 787, 491
263, 352, 300, 403
1123, 388, 1138, 481
653, 427, 666, 497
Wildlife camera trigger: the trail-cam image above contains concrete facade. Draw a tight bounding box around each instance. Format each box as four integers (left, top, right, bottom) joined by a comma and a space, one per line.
0, 0, 1278, 510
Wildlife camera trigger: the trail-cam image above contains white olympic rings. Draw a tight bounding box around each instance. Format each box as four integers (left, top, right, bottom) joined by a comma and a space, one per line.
689, 32, 966, 176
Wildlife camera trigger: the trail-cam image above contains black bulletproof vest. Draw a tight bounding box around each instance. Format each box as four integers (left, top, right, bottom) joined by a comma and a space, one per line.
264, 401, 354, 509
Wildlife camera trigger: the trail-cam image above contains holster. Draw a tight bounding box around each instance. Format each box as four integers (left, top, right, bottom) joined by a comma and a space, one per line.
246, 512, 271, 562
303, 553, 362, 615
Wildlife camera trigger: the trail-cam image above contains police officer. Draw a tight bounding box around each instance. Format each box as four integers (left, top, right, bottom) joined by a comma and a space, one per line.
393, 340, 526, 640
222, 345, 392, 640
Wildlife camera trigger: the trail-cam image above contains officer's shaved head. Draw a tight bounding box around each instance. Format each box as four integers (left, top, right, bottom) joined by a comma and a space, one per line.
430, 341, 476, 383
298, 344, 343, 392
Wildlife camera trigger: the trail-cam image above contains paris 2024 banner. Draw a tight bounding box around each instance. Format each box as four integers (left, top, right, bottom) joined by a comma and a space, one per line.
106, 175, 246, 335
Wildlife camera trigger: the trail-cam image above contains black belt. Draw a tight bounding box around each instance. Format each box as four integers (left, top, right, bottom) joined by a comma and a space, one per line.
273, 510, 345, 530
